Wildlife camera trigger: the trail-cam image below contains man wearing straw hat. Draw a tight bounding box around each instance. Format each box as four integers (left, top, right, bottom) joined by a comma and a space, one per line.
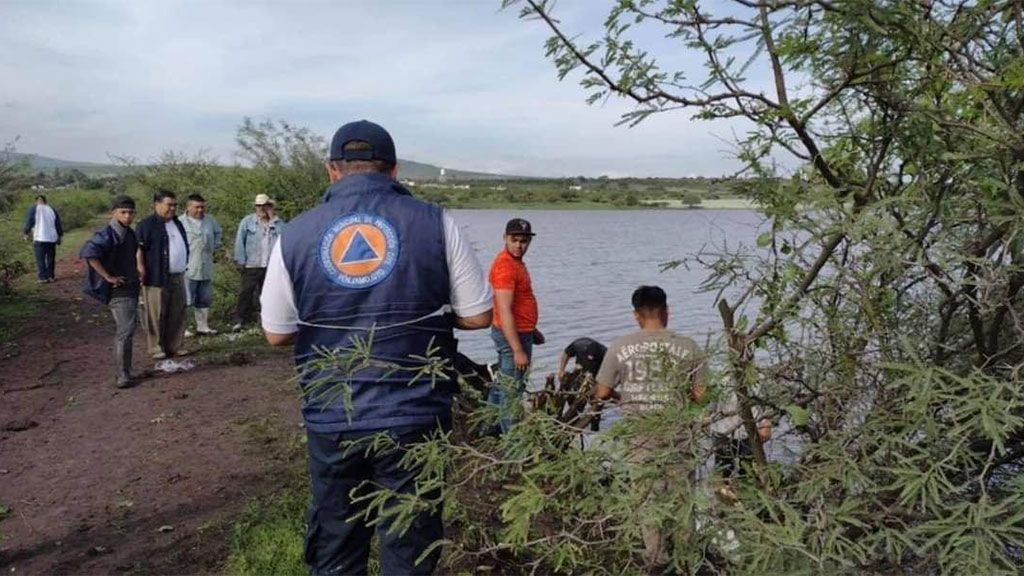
232, 193, 283, 331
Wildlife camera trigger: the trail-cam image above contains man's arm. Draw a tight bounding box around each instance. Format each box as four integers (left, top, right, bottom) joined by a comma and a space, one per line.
593, 347, 620, 401
212, 216, 223, 251
55, 209, 64, 239
22, 205, 35, 239
494, 289, 528, 371
441, 211, 493, 331
454, 311, 491, 330
233, 218, 247, 265
87, 258, 126, 287
261, 241, 298, 346
556, 350, 571, 380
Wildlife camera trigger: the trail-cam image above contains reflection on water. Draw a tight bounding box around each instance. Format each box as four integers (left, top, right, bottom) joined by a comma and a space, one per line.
450, 208, 765, 383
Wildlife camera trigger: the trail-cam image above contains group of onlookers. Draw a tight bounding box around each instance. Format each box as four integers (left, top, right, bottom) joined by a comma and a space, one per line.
72, 190, 283, 387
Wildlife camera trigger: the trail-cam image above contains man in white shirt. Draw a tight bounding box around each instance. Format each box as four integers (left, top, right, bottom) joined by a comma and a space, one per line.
260, 120, 492, 575
22, 195, 64, 283
135, 189, 190, 360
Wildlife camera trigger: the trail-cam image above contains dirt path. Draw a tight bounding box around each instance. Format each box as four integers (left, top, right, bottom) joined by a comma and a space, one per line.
0, 256, 302, 574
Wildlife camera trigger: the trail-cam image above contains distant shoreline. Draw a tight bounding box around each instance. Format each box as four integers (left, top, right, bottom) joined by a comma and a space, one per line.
445, 197, 758, 211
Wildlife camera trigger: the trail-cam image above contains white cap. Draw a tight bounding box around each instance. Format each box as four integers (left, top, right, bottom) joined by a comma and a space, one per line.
254, 193, 275, 206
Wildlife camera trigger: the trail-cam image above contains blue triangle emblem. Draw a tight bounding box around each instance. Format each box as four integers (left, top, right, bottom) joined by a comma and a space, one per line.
341, 230, 381, 263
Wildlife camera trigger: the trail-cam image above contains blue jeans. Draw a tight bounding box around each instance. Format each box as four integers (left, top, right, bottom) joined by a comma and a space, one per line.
488, 326, 533, 434
304, 423, 447, 576
33, 241, 56, 280
185, 279, 213, 308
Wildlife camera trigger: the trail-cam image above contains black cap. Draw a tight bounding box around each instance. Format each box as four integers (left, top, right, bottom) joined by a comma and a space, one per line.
329, 120, 397, 164
505, 218, 535, 236
111, 195, 136, 210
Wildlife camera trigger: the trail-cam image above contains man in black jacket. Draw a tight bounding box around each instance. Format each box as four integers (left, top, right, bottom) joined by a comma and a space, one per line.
135, 189, 190, 360
80, 195, 140, 388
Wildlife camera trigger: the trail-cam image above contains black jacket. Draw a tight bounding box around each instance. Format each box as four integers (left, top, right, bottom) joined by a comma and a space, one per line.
135, 214, 189, 287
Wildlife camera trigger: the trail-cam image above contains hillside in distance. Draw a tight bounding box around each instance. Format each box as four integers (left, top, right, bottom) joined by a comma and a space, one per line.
7, 152, 520, 181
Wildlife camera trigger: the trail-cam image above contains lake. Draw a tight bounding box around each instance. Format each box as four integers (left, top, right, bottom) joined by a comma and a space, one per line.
449, 208, 765, 383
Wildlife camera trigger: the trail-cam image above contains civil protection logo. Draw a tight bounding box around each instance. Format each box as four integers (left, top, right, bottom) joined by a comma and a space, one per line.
318, 212, 399, 288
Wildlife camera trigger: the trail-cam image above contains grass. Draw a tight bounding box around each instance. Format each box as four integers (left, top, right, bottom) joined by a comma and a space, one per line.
225, 488, 309, 576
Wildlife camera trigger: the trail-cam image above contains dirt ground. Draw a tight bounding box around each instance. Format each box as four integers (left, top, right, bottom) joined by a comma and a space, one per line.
0, 257, 303, 574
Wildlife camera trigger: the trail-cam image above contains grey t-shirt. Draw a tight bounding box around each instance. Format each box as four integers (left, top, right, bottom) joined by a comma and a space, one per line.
596, 329, 706, 415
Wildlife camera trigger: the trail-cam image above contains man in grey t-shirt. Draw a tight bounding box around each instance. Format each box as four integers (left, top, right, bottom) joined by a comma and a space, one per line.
595, 286, 705, 414
593, 285, 706, 570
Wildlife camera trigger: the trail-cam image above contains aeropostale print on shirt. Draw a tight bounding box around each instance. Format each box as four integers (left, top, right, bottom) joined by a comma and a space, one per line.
596, 329, 706, 415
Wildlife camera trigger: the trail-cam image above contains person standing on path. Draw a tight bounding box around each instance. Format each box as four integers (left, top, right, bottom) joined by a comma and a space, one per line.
80, 195, 141, 388
135, 189, 190, 360
261, 119, 492, 575
181, 193, 223, 337
23, 195, 63, 283
487, 218, 544, 434
232, 194, 282, 331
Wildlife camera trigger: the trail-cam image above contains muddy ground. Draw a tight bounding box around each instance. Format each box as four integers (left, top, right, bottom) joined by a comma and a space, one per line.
0, 256, 303, 574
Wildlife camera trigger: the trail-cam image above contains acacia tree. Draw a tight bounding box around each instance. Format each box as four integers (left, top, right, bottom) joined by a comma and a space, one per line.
311, 2, 1024, 573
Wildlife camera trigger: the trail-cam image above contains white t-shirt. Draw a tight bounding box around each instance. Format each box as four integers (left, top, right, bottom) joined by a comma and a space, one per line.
33, 204, 59, 243
166, 220, 188, 274
261, 210, 492, 334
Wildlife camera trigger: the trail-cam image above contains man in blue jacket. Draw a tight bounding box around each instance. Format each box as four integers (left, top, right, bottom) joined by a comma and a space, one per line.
232, 194, 283, 331
23, 195, 64, 283
261, 120, 492, 575
80, 195, 140, 388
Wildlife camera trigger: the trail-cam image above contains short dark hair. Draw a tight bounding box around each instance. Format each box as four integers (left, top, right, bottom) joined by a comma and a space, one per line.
186, 193, 206, 204
153, 188, 176, 203
329, 140, 395, 177
111, 195, 136, 210
632, 285, 667, 315
35, 195, 47, 202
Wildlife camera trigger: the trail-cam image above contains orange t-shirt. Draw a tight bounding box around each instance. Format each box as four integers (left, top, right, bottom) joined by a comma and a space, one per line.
489, 248, 538, 332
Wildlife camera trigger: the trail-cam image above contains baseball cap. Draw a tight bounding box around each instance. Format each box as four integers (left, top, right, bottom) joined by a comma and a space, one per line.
329, 120, 397, 165
254, 194, 275, 206
505, 218, 536, 237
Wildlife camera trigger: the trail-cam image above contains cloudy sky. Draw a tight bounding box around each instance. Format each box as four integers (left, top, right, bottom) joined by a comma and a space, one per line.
0, 0, 767, 177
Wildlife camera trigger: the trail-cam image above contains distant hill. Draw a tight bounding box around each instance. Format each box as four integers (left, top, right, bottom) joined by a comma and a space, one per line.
7, 152, 132, 176
7, 152, 519, 181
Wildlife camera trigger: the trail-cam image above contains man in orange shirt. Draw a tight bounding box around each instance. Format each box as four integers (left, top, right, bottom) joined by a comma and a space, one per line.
488, 218, 545, 433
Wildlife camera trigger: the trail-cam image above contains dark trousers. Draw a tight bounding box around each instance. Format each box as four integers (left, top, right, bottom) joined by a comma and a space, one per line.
33, 241, 56, 280
305, 424, 445, 576
235, 267, 267, 325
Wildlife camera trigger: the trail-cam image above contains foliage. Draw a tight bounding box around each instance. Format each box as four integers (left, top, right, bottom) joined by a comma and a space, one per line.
272, 2, 1024, 574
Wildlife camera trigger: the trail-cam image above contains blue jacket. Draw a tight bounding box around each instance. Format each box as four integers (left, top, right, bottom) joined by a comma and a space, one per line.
23, 204, 64, 238
281, 172, 455, 432
80, 223, 140, 304
234, 213, 283, 267
135, 214, 189, 287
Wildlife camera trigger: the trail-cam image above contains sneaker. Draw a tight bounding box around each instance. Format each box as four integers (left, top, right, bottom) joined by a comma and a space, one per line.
231, 323, 243, 333
174, 349, 192, 357
116, 378, 133, 389
36, 279, 47, 284
184, 329, 195, 338
47, 277, 56, 283
197, 328, 219, 336
152, 351, 167, 360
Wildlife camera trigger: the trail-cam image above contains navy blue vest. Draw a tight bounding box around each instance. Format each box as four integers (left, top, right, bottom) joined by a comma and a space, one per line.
282, 172, 455, 432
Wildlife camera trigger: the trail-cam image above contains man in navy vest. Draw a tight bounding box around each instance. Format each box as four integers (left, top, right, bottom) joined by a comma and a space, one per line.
261, 120, 492, 575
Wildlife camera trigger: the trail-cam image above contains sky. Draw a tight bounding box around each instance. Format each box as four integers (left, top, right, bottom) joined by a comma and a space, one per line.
0, 0, 772, 177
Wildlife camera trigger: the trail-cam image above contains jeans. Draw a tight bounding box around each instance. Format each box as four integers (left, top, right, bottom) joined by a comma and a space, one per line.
32, 241, 56, 280
235, 267, 266, 325
304, 423, 446, 576
186, 278, 213, 308
109, 297, 137, 384
487, 326, 533, 434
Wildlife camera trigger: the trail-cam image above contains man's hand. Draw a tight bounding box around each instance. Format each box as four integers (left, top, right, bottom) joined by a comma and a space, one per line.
513, 349, 529, 372
23, 234, 30, 242
107, 276, 127, 288
532, 328, 545, 345
56, 237, 62, 245
137, 267, 146, 285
